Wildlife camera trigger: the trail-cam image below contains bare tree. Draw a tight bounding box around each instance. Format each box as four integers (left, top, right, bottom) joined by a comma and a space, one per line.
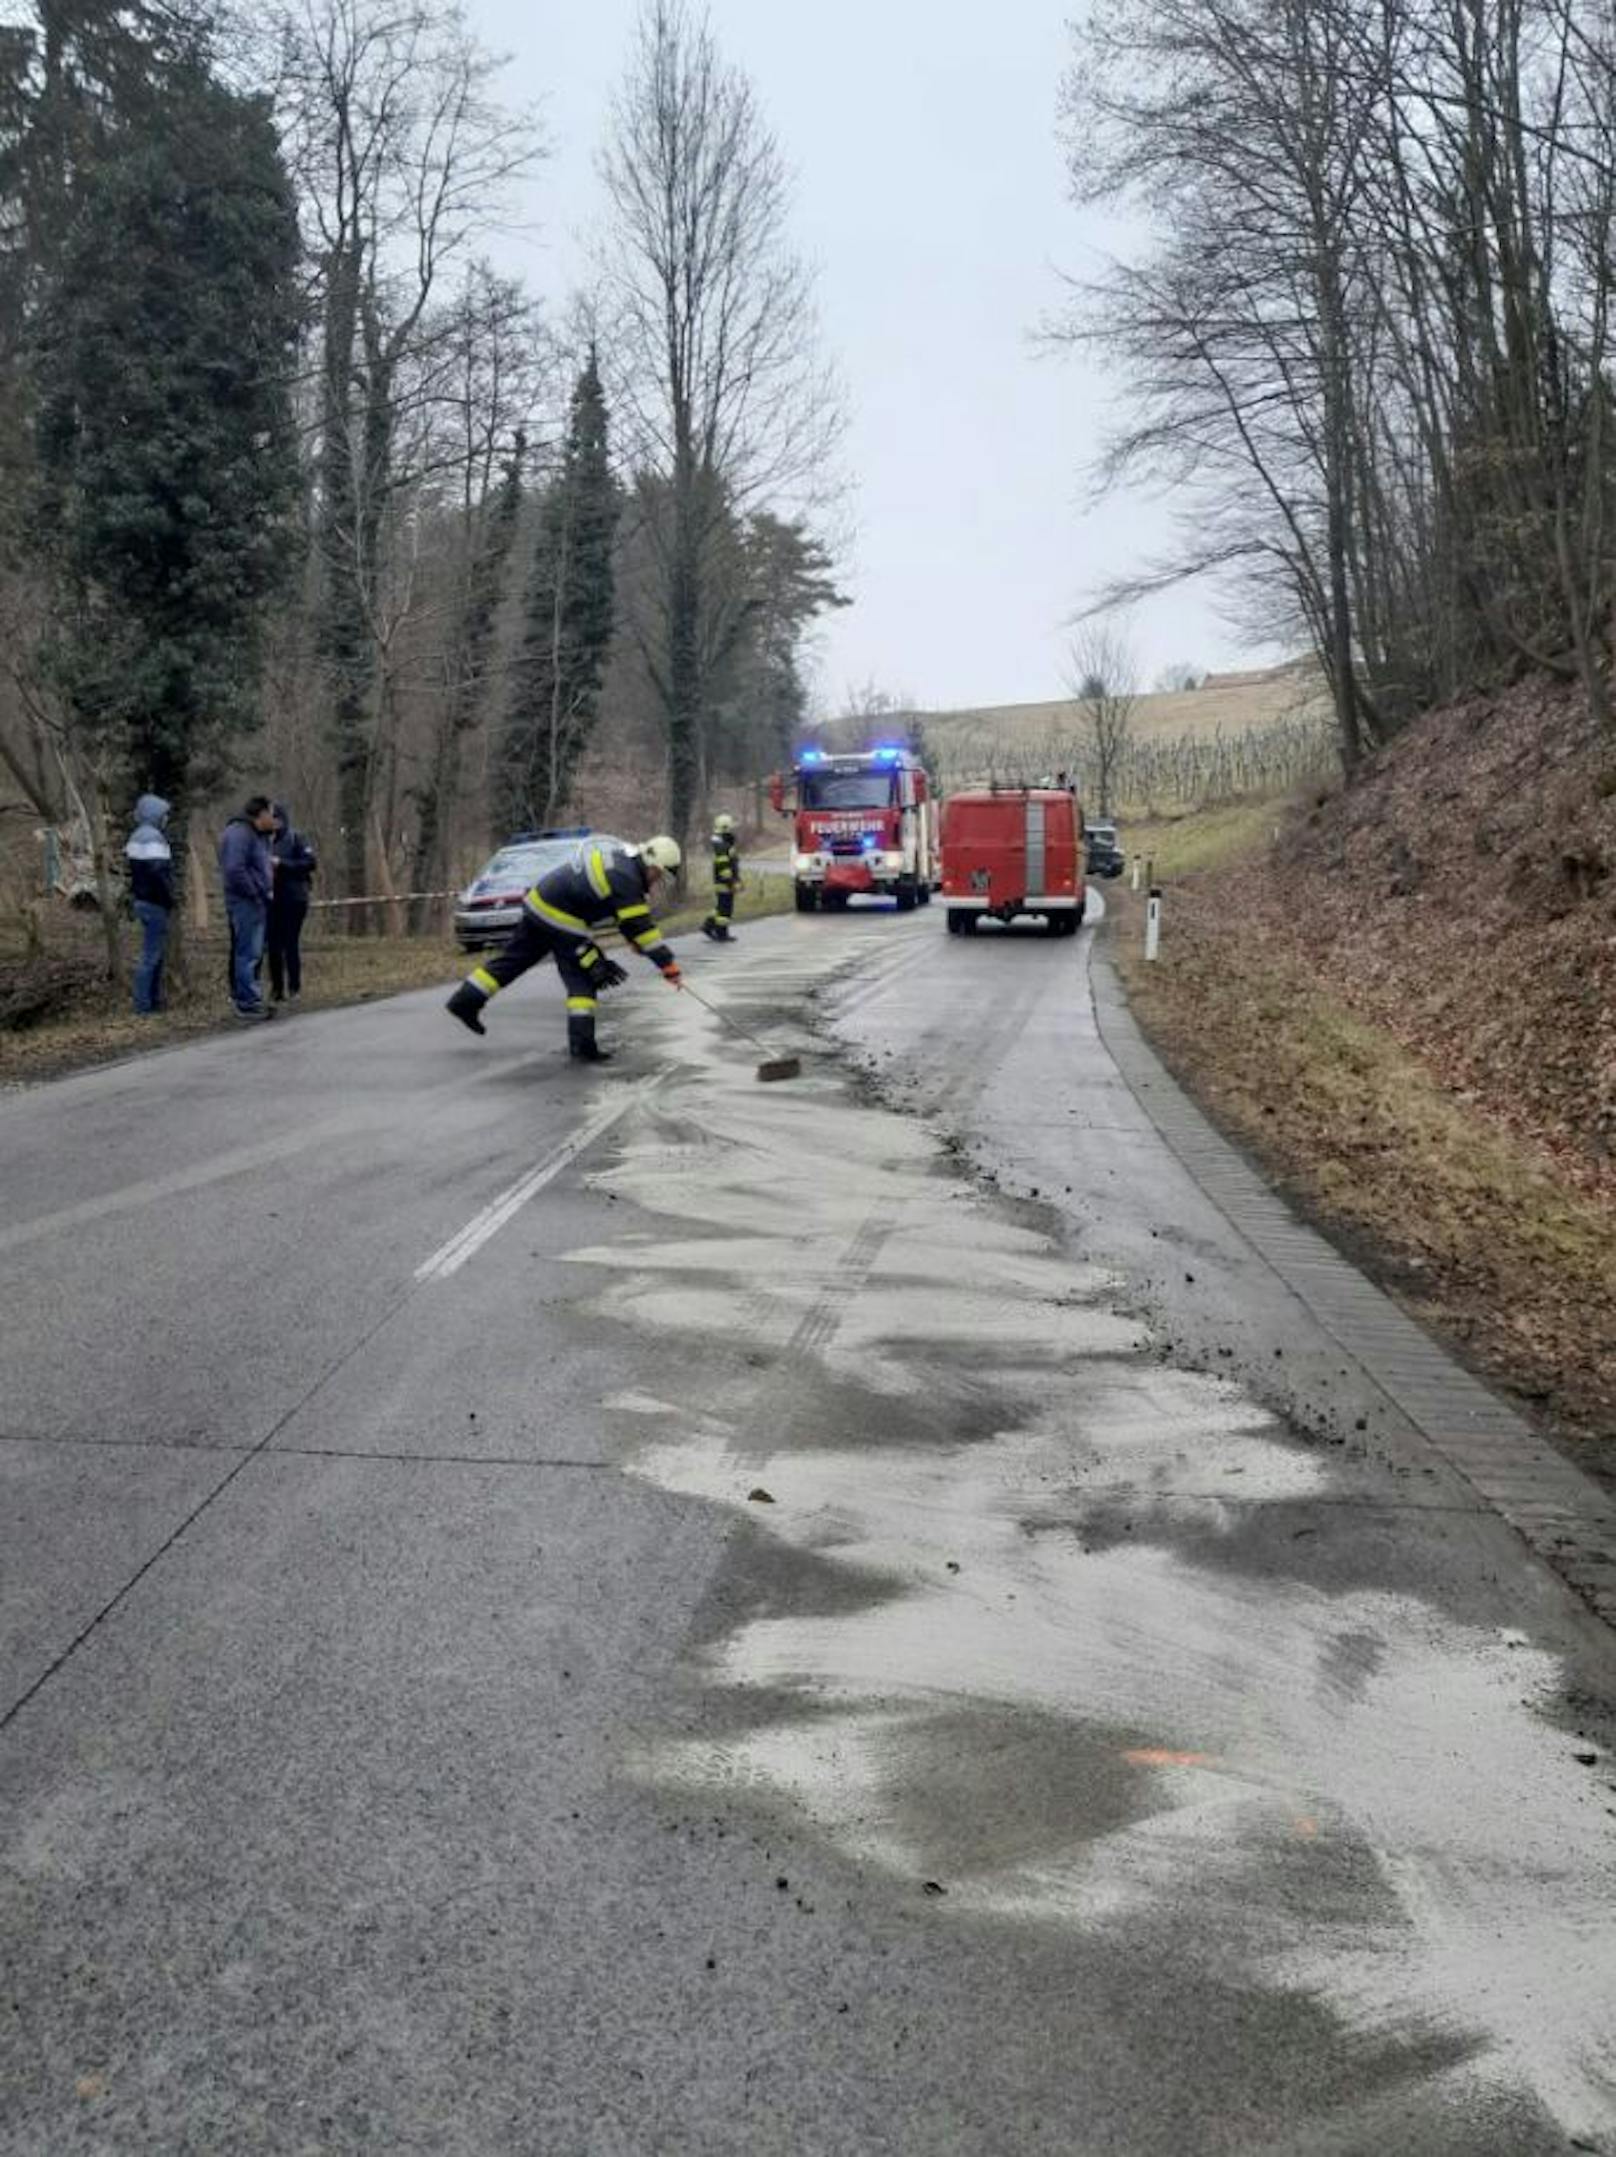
273, 0, 543, 912
1056, 0, 1616, 761
598, 0, 841, 850
1067, 623, 1138, 817
1152, 661, 1203, 694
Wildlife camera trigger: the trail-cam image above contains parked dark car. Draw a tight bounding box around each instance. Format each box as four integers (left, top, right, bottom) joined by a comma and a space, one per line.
1085, 821, 1125, 879
454, 828, 626, 951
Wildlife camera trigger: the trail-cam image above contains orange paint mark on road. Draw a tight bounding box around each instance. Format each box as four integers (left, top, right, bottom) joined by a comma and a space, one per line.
1293, 1816, 1319, 1839
1123, 1747, 1215, 1769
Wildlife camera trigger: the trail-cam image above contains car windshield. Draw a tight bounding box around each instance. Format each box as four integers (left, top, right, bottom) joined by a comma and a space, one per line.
1088, 826, 1117, 845
800, 770, 896, 811
475, 841, 573, 889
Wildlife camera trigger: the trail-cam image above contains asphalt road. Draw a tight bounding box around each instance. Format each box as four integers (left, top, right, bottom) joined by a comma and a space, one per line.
2, 901, 1614, 2154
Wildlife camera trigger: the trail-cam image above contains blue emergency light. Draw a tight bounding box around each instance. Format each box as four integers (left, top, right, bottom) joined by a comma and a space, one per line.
797, 748, 825, 764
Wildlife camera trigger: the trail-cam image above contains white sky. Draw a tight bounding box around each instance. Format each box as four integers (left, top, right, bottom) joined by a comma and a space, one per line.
482, 0, 1252, 709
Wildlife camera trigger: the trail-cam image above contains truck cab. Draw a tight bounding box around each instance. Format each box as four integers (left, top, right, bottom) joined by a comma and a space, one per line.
772, 747, 937, 912
939, 787, 1086, 937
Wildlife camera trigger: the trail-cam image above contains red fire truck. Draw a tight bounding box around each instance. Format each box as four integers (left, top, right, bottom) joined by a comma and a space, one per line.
939, 786, 1086, 936
770, 746, 938, 913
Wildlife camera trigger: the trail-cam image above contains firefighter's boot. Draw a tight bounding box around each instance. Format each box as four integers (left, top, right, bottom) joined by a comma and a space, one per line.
446, 979, 490, 1035
567, 1008, 612, 1063
702, 916, 721, 941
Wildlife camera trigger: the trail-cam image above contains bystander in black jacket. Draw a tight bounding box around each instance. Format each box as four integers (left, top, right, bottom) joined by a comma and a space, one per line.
268, 803, 318, 1003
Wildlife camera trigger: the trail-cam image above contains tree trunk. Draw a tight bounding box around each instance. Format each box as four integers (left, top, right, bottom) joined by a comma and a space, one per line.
666, 509, 703, 853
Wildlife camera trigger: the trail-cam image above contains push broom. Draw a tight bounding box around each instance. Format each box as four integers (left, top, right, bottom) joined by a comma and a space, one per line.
678, 981, 802, 1082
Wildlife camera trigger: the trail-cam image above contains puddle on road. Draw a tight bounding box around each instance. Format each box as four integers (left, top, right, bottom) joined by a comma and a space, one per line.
566, 1004, 1616, 2143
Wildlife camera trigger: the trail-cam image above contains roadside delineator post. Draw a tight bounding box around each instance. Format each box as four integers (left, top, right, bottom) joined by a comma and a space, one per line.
1131, 854, 1141, 892
1145, 885, 1163, 961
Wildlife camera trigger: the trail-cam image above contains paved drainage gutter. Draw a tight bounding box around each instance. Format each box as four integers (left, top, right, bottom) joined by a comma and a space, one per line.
1090, 946, 1616, 1630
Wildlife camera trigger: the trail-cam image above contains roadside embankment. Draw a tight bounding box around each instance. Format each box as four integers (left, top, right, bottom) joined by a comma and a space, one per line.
1110, 680, 1616, 1489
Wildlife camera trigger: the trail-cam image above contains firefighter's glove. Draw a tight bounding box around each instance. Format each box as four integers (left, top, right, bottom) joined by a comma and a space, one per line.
662, 962, 684, 989
594, 957, 629, 992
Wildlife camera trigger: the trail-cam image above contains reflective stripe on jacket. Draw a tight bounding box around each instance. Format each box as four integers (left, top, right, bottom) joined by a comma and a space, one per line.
525, 842, 674, 970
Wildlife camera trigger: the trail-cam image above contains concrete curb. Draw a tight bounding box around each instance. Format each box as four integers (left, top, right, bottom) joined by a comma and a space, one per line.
1089, 943, 1616, 1628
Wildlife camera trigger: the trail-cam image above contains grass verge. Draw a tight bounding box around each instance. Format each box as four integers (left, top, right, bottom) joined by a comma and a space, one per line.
1119, 797, 1293, 879
0, 870, 794, 1086
1109, 848, 1616, 1488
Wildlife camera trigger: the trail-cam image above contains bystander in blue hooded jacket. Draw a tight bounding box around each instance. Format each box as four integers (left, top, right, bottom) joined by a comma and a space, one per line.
125, 795, 174, 909
126, 794, 174, 1014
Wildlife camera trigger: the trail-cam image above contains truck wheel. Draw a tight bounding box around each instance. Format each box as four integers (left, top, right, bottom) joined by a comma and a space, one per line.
916, 882, 932, 906
894, 880, 918, 912
960, 910, 978, 936
946, 910, 963, 936
794, 882, 818, 914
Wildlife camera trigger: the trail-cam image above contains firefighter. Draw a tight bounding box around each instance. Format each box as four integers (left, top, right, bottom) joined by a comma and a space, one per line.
702, 812, 741, 942
445, 835, 683, 1063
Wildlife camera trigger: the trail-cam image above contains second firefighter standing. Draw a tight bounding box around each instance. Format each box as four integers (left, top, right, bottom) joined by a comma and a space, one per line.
703, 814, 741, 943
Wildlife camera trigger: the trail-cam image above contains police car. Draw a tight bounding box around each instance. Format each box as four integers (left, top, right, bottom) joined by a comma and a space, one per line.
453, 828, 629, 951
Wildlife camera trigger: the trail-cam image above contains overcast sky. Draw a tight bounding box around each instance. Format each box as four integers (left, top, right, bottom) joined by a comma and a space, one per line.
485, 0, 1251, 711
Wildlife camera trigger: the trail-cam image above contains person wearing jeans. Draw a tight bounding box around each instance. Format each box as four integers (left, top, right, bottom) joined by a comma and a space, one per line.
218, 796, 277, 1020
125, 793, 175, 1015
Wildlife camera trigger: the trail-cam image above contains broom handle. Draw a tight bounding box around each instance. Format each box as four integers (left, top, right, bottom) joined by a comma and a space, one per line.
679, 980, 778, 1056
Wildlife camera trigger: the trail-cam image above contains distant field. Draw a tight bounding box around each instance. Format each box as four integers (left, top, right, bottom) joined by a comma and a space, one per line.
910, 664, 1325, 771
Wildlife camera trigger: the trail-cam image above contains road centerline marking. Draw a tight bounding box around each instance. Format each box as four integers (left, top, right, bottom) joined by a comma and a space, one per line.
414, 1073, 665, 1283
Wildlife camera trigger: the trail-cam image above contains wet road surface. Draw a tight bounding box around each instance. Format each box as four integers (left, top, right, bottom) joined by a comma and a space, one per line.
2, 903, 1614, 2152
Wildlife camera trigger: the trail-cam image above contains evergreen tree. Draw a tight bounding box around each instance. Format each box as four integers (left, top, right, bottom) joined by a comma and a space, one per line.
499, 351, 619, 832
707, 514, 848, 787
30, 56, 302, 812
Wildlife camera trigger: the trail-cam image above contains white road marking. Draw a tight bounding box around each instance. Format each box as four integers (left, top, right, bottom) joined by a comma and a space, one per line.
414, 1076, 663, 1283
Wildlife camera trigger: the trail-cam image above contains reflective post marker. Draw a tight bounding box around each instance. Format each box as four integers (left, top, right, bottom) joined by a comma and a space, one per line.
1131, 854, 1141, 892
1145, 885, 1162, 961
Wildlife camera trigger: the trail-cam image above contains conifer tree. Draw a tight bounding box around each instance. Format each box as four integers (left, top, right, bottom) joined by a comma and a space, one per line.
31, 57, 301, 811
499, 349, 618, 831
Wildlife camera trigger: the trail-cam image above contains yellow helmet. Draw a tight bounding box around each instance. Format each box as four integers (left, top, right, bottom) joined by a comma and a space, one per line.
713, 813, 736, 836
638, 835, 681, 874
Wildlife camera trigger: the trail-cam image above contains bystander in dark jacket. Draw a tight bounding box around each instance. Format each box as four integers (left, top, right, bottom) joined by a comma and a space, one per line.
267, 803, 317, 1003
218, 796, 277, 1019
125, 794, 174, 1016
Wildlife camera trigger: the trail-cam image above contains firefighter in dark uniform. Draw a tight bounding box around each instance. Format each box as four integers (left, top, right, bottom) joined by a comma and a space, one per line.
445, 835, 683, 1062
703, 813, 741, 942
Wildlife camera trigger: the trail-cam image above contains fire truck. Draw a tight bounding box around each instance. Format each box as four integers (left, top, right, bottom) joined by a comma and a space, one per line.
769, 745, 938, 913
939, 786, 1086, 936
